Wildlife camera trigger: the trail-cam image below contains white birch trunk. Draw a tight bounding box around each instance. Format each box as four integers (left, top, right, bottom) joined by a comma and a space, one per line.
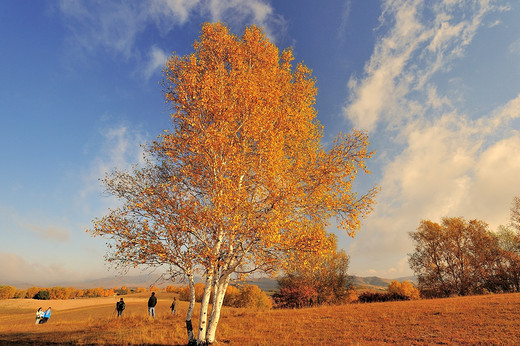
186, 273, 196, 345
196, 273, 214, 345
205, 273, 231, 343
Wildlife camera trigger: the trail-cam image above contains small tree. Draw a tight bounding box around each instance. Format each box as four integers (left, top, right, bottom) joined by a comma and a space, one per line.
409, 217, 499, 297
275, 238, 352, 307
273, 274, 318, 308
25, 287, 40, 299
388, 280, 420, 300
116, 286, 129, 295
90, 22, 377, 344
33, 290, 50, 300
0, 286, 16, 299
233, 285, 271, 309
510, 196, 520, 233
222, 285, 240, 307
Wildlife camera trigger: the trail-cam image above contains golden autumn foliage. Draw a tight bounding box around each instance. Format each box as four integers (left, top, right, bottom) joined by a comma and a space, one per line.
388, 280, 420, 300
0, 286, 16, 300
89, 22, 377, 344
409, 213, 520, 298
275, 237, 352, 308
0, 286, 161, 300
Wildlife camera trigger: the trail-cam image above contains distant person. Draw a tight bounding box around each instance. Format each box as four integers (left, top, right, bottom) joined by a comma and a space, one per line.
170, 297, 177, 315
35, 307, 43, 324
148, 292, 157, 318
41, 307, 51, 323
116, 298, 125, 317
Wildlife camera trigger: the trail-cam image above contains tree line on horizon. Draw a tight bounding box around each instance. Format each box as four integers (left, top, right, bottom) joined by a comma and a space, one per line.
409, 196, 520, 298
0, 285, 165, 300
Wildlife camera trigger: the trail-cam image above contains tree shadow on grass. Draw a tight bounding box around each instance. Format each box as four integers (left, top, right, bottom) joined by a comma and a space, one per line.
0, 332, 186, 346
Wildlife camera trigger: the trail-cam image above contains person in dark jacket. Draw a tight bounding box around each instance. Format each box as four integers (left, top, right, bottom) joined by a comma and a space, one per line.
148, 292, 157, 318
170, 297, 177, 315
116, 298, 125, 317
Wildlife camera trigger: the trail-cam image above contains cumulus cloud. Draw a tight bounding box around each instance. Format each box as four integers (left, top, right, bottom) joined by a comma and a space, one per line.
343, 1, 518, 277
352, 123, 520, 277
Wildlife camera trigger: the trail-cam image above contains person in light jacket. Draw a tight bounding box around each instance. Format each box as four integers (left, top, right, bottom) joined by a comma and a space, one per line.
35, 307, 43, 324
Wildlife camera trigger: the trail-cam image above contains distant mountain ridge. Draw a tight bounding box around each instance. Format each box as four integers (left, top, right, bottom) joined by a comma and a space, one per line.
352, 276, 417, 290
3, 274, 416, 291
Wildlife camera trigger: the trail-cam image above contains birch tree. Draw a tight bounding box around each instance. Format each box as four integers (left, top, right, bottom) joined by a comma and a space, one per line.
90, 22, 377, 345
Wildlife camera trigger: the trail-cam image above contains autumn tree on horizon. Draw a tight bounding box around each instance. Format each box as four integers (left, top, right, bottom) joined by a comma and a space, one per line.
90, 22, 377, 345
409, 217, 494, 297
274, 237, 353, 308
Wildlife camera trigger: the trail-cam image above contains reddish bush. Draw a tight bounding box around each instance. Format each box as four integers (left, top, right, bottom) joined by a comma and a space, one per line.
273, 276, 318, 308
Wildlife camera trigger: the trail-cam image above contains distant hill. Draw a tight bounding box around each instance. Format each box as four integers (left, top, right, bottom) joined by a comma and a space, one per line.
351, 276, 416, 290
2, 274, 416, 291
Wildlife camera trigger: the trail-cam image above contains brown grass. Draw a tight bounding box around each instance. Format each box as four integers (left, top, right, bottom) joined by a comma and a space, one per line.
1, 291, 519, 345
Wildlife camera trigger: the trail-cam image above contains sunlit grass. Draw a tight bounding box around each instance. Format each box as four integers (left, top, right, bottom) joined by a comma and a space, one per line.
1, 293, 520, 344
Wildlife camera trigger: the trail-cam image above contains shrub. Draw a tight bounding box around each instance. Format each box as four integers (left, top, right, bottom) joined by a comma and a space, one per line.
0, 286, 16, 299
117, 286, 129, 295
25, 287, 40, 299
346, 289, 358, 303
233, 285, 271, 309
275, 248, 353, 308
223, 285, 240, 307
34, 290, 50, 300
165, 285, 180, 293
84, 287, 105, 297
14, 289, 26, 299
388, 280, 420, 300
357, 291, 409, 303
273, 279, 318, 309
178, 283, 205, 302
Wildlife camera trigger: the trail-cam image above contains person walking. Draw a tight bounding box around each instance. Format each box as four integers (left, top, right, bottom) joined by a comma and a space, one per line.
116, 298, 125, 317
148, 292, 157, 318
170, 297, 177, 315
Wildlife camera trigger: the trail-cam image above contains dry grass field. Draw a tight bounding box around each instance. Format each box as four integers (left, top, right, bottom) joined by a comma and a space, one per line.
1, 291, 520, 345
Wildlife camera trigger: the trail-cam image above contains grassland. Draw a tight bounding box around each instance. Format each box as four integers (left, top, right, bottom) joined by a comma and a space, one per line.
1, 291, 519, 345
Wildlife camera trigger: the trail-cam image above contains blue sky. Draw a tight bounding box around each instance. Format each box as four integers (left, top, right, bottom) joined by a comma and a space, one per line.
1, 0, 519, 286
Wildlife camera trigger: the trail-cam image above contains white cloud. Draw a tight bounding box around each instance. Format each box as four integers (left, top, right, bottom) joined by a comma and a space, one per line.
337, 0, 352, 42
58, 0, 286, 63
58, 0, 197, 59
492, 93, 520, 127
78, 125, 148, 213
343, 1, 517, 277
466, 135, 520, 226
150, 0, 202, 26
142, 46, 169, 82
343, 0, 499, 132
